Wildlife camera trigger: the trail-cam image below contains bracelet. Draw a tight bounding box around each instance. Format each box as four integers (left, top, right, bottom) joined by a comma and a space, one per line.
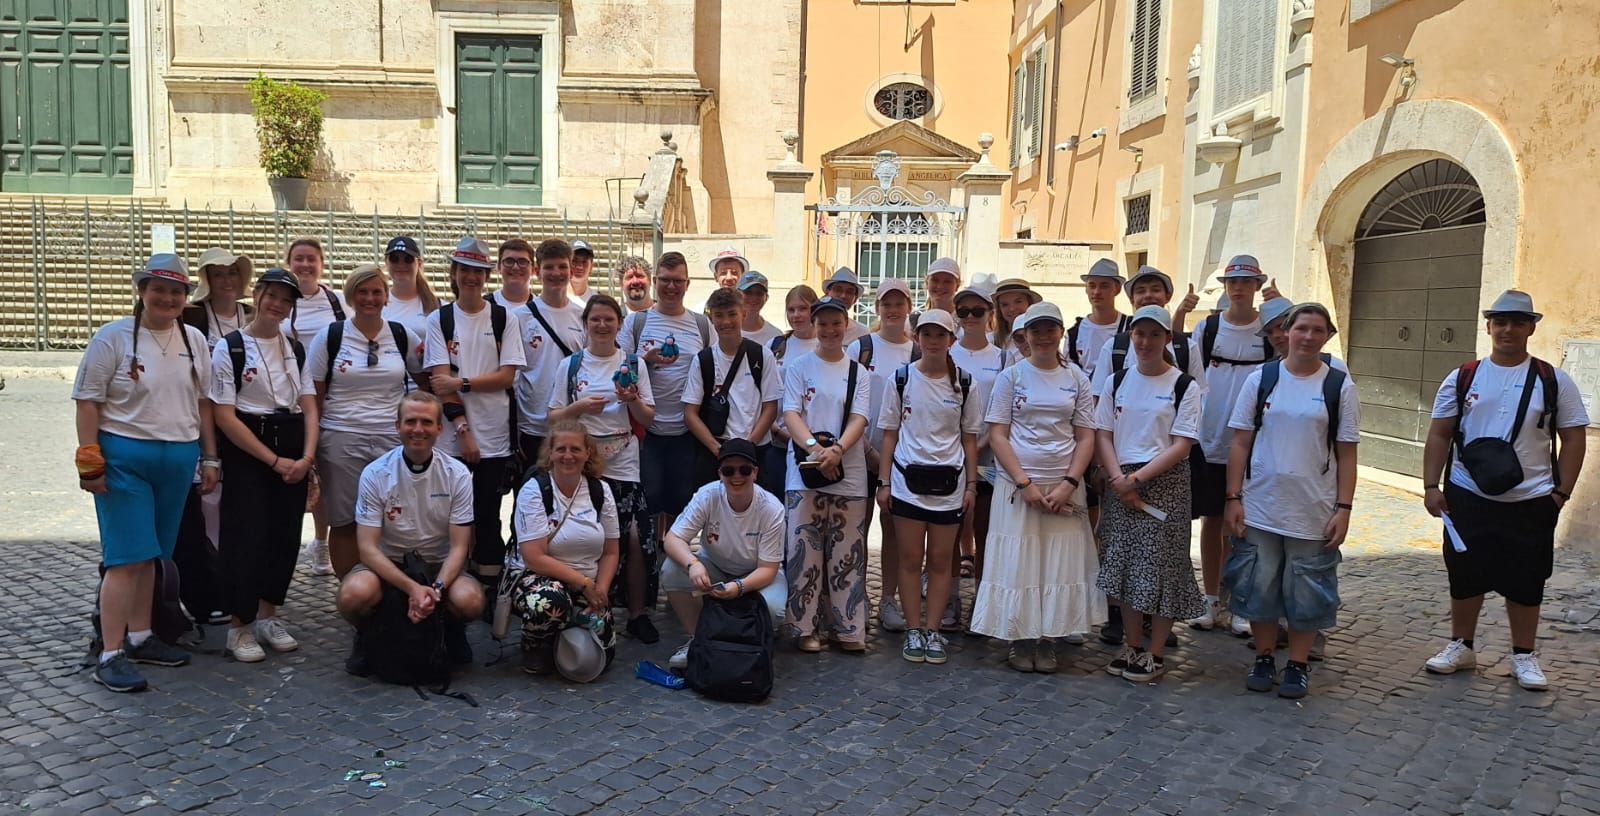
1015, 479, 1033, 491
734, 577, 746, 597
75, 444, 106, 475
1334, 502, 1353, 510
200, 457, 221, 469
1064, 475, 1080, 488
1224, 494, 1243, 503
1554, 490, 1571, 500
1423, 484, 1439, 490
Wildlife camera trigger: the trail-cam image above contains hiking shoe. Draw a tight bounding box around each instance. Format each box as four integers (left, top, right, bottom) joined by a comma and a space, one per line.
1511, 653, 1549, 691
668, 640, 691, 670
1425, 639, 1477, 674
444, 620, 472, 665
345, 629, 373, 676
1123, 650, 1166, 683
93, 653, 148, 693
1188, 597, 1220, 631
254, 617, 298, 652
1034, 638, 1059, 673
521, 638, 556, 675
1007, 640, 1035, 673
1278, 662, 1310, 699
627, 614, 660, 644
924, 631, 948, 665
1106, 646, 1136, 677
304, 539, 333, 576
1100, 606, 1125, 645
226, 627, 266, 663
902, 629, 927, 663
1246, 654, 1277, 692
126, 636, 190, 667
879, 598, 907, 632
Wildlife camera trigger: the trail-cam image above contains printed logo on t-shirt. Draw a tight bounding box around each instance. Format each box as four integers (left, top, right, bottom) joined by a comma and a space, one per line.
1012, 392, 1028, 412
335, 357, 353, 374
576, 378, 590, 393
243, 367, 259, 384
385, 504, 403, 521
706, 525, 720, 547
902, 405, 913, 421
528, 334, 544, 351
1464, 389, 1482, 409
802, 385, 817, 405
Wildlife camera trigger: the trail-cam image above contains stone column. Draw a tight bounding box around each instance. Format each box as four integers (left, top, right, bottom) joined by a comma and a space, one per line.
957, 133, 1012, 278
767, 130, 815, 286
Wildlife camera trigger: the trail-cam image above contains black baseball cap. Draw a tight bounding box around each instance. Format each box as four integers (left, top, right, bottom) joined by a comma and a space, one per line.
386, 236, 421, 258
571, 239, 595, 256
717, 438, 760, 466
255, 267, 302, 299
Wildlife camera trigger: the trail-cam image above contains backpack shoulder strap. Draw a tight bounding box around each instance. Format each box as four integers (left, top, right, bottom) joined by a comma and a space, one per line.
856, 334, 874, 368
535, 471, 555, 516
226, 330, 246, 392
841, 360, 859, 434
695, 312, 711, 349
894, 363, 910, 403
439, 304, 455, 347
1111, 332, 1132, 374
491, 303, 507, 351
290, 339, 307, 373
587, 476, 606, 512
1323, 368, 1347, 456
1452, 360, 1481, 452
1253, 360, 1282, 431
566, 351, 584, 404
770, 332, 789, 361
1173, 330, 1190, 374
1111, 367, 1130, 401
1319, 351, 1332, 365
1066, 317, 1082, 363
958, 369, 971, 406
698, 346, 716, 399
324, 285, 345, 321
744, 340, 765, 397
325, 320, 346, 385
1201, 315, 1219, 369
910, 343, 923, 363
1174, 372, 1194, 411
1533, 358, 1558, 431
720, 341, 750, 395
388, 321, 410, 359
629, 311, 647, 354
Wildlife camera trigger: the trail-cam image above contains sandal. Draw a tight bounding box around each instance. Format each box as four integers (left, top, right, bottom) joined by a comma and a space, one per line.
959, 554, 976, 579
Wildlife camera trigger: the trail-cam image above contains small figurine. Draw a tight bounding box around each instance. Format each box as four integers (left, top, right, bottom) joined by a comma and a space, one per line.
660, 333, 680, 359
613, 361, 638, 388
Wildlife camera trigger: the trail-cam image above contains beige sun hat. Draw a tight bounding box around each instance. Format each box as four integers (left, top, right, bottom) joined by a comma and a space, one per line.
191, 248, 254, 303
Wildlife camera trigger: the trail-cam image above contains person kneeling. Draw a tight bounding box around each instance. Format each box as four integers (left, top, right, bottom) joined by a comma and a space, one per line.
337, 392, 483, 677
660, 439, 787, 669
508, 421, 620, 678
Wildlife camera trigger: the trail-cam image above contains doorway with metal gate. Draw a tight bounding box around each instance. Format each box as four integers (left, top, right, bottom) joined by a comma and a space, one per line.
1347, 159, 1486, 476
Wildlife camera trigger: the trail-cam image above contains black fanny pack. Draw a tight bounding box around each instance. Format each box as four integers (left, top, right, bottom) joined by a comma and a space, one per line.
1457, 438, 1523, 496
895, 462, 962, 496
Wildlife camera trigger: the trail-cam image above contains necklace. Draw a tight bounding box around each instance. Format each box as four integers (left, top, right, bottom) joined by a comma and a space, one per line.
248, 330, 296, 409
148, 325, 177, 357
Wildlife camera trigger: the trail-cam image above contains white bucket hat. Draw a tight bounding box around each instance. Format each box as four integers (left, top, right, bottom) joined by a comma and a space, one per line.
555, 626, 607, 683
1220, 254, 1267, 283
708, 246, 749, 275
1081, 258, 1125, 284
1483, 289, 1543, 322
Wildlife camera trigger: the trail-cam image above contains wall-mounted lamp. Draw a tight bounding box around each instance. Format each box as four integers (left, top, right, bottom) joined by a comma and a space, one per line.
1055, 135, 1081, 151
1088, 128, 1107, 139
1122, 146, 1144, 155
1381, 53, 1418, 95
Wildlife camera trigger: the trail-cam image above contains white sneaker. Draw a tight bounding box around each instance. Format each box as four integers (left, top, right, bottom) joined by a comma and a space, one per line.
941, 595, 960, 630
305, 540, 333, 576
668, 640, 691, 669
1230, 613, 1252, 638
1511, 653, 1549, 690
880, 598, 907, 632
1061, 632, 1088, 645
1188, 596, 1219, 630
227, 626, 266, 663
1425, 639, 1476, 674
254, 617, 299, 652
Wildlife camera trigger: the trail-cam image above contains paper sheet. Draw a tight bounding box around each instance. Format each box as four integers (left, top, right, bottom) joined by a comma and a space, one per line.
1442, 512, 1467, 552
1141, 504, 1169, 522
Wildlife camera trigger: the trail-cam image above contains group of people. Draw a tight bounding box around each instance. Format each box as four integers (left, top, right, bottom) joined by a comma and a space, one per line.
73, 237, 1585, 699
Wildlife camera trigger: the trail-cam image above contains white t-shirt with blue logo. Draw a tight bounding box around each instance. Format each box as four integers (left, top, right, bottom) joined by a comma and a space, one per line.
1227, 363, 1361, 539
1093, 365, 1202, 466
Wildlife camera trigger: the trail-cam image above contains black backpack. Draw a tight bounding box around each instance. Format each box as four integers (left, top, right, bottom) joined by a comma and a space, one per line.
1197, 313, 1273, 369
1108, 331, 1196, 377
697, 340, 763, 438
367, 552, 450, 688
1067, 314, 1133, 370
224, 331, 307, 392
1248, 360, 1348, 477
856, 333, 921, 370
88, 559, 193, 662
323, 320, 412, 392
685, 592, 775, 703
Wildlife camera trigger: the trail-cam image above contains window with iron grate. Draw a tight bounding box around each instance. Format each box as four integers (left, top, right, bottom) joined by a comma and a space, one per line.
1125, 194, 1151, 236
874, 83, 932, 121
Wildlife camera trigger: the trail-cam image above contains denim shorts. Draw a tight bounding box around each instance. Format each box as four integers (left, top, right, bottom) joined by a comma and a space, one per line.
1223, 526, 1341, 631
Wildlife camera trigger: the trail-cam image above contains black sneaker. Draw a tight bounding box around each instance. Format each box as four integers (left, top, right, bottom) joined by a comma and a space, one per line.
445, 619, 473, 666
1099, 605, 1125, 646
345, 630, 374, 677
1246, 654, 1277, 692
93, 653, 148, 693
627, 614, 660, 645
521, 638, 556, 675
1141, 615, 1180, 649
1279, 662, 1310, 699
125, 636, 191, 667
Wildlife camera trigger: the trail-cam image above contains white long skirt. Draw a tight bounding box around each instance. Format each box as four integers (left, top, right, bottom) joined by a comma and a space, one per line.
970, 475, 1107, 641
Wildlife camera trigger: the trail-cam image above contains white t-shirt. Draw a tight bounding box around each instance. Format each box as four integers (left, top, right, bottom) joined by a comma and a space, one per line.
773, 334, 818, 373
383, 293, 430, 339
487, 290, 530, 311
73, 317, 211, 442
1069, 313, 1125, 376
985, 359, 1096, 483
511, 476, 620, 577
515, 297, 587, 438
547, 348, 656, 482
282, 286, 346, 346
569, 286, 593, 306
1432, 359, 1588, 501
781, 352, 873, 496
743, 320, 783, 347
1227, 363, 1362, 539
305, 320, 426, 434
354, 447, 474, 563
951, 342, 1006, 467
424, 304, 528, 459
843, 321, 869, 346
847, 334, 916, 453
619, 308, 708, 435
1191, 313, 1270, 464
878, 364, 985, 511
1089, 333, 1210, 398
671, 481, 787, 574
191, 302, 246, 351
1093, 366, 1201, 466
682, 341, 781, 444
208, 332, 304, 416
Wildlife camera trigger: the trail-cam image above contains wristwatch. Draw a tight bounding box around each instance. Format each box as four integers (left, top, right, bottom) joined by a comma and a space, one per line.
804, 437, 817, 449
461, 377, 473, 393
431, 580, 445, 590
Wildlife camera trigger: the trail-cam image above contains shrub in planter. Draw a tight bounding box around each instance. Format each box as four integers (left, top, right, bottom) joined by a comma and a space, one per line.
246, 73, 327, 179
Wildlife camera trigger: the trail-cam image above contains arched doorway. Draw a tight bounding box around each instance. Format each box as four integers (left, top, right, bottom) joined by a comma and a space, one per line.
1349, 159, 1486, 476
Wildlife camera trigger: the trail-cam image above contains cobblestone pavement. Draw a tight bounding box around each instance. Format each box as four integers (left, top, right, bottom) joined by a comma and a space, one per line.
5, 372, 1600, 815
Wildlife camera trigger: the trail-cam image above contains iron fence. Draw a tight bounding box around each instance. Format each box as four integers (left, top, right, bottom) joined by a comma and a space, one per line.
0, 199, 660, 350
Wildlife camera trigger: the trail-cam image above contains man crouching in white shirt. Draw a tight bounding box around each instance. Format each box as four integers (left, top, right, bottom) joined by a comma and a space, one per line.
658, 438, 787, 669
337, 392, 483, 674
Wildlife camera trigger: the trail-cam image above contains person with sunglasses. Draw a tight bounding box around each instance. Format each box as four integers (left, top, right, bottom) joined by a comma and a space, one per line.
659, 438, 786, 670
381, 236, 440, 339
305, 265, 428, 577
949, 284, 1006, 605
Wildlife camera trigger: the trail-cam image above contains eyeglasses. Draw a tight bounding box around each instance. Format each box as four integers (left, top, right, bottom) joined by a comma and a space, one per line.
956, 307, 989, 319
387, 253, 416, 264
499, 258, 532, 269
719, 465, 755, 478
656, 276, 689, 288
366, 339, 379, 367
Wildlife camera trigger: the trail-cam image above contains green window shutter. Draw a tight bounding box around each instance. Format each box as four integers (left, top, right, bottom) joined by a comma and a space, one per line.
1027, 48, 1047, 160
1009, 62, 1027, 168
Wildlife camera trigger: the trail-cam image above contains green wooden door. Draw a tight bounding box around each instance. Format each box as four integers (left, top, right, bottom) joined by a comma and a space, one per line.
455, 34, 541, 205
0, 0, 133, 194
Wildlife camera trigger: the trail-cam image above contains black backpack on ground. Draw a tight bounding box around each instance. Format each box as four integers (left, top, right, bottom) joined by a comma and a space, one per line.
88, 559, 194, 661
685, 592, 775, 703
367, 552, 451, 688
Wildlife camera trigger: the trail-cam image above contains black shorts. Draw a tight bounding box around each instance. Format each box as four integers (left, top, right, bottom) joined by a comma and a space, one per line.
1085, 467, 1101, 509
890, 497, 964, 526
640, 431, 699, 517
1442, 483, 1557, 607
1190, 460, 1227, 519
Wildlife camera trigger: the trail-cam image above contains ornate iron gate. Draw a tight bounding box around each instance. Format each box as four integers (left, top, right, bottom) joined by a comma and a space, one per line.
808, 150, 964, 325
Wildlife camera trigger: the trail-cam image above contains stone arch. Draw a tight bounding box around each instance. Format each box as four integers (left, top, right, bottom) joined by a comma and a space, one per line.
1294, 99, 1521, 356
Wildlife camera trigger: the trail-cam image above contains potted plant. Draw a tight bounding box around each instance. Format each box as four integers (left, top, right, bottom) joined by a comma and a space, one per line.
246, 73, 327, 210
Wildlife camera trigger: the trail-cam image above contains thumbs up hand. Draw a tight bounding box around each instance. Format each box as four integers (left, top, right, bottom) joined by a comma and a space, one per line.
1263, 277, 1281, 300
1177, 283, 1200, 314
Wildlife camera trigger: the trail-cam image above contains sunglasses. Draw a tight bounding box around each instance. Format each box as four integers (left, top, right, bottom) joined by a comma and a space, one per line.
500, 258, 532, 269
367, 339, 379, 367
719, 465, 755, 478
956, 307, 989, 319
387, 253, 416, 264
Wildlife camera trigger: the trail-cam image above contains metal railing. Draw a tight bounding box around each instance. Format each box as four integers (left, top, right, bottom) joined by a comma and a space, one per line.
0, 198, 661, 350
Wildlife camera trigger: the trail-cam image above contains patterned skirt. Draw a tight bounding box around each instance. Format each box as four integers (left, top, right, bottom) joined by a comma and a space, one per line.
1095, 460, 1205, 621
784, 491, 870, 643
604, 478, 659, 612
